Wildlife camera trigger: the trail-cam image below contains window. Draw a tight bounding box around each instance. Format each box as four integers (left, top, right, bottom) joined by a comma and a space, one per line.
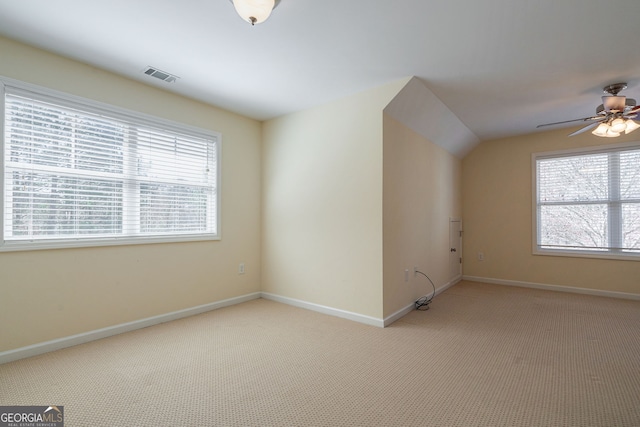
1, 80, 220, 251
533, 142, 640, 259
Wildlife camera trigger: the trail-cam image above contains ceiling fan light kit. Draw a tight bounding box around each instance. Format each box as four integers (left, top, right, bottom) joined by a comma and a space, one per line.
624, 119, 640, 134
609, 118, 627, 133
592, 122, 620, 138
537, 82, 640, 138
589, 115, 639, 138
231, 0, 280, 25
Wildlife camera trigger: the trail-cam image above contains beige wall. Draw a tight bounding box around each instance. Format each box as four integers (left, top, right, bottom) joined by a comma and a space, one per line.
0, 37, 263, 352
463, 126, 640, 295
261, 79, 408, 319
11, 29, 631, 355
382, 115, 462, 317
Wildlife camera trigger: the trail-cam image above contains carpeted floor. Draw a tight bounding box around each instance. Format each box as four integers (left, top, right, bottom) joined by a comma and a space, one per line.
1, 281, 639, 426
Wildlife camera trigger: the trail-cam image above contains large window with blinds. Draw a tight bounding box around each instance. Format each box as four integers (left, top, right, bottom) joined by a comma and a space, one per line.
534, 142, 640, 259
1, 80, 220, 251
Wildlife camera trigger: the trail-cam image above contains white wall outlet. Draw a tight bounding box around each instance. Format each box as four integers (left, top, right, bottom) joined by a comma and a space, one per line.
239, 263, 245, 274
404, 269, 409, 282
478, 252, 484, 261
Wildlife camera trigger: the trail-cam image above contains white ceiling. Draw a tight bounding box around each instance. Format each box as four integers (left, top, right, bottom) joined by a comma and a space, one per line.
0, 0, 639, 142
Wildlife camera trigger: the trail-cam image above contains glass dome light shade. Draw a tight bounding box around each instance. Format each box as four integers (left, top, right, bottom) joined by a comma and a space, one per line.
624, 119, 640, 134
592, 122, 611, 137
610, 117, 627, 133
233, 0, 275, 25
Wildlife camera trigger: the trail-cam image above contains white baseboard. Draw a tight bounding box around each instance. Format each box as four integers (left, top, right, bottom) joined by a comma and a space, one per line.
437, 275, 463, 296
383, 304, 415, 327
383, 274, 463, 326
0, 292, 261, 365
260, 292, 386, 328
463, 275, 640, 301
1, 277, 468, 364
263, 275, 464, 328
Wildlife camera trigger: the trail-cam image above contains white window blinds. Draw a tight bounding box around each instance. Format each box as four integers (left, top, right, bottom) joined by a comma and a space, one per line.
2, 84, 219, 250
535, 145, 640, 256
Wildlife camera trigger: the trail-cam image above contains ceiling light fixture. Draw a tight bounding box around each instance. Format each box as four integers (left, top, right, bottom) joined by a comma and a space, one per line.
537, 83, 640, 138
591, 116, 640, 138
625, 119, 640, 134
589, 83, 640, 138
230, 0, 281, 26
592, 122, 620, 138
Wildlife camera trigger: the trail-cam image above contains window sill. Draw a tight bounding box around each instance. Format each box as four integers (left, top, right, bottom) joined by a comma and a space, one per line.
0, 234, 220, 252
533, 247, 640, 262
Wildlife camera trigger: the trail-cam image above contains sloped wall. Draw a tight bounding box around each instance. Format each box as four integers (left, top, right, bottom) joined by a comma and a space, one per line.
384, 77, 479, 159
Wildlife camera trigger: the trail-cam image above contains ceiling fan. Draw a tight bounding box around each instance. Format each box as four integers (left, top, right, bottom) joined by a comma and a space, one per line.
537, 82, 640, 137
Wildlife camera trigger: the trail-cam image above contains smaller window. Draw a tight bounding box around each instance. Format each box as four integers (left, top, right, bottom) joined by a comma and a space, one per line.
1, 79, 220, 251
533, 141, 640, 260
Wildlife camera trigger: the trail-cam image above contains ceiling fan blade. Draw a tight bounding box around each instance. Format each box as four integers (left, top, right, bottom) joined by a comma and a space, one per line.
568, 121, 603, 136
626, 105, 640, 114
536, 116, 599, 128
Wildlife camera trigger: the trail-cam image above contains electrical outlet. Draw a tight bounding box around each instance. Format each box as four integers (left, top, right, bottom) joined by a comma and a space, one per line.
404, 269, 409, 282
239, 263, 245, 274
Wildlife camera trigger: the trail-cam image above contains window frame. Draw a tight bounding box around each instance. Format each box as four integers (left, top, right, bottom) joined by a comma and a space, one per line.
532, 140, 640, 261
0, 77, 221, 252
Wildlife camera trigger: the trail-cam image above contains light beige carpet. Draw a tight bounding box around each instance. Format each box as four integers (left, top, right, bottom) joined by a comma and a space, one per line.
1, 281, 640, 426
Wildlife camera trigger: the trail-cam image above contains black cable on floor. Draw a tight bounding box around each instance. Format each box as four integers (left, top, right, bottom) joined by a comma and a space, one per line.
414, 270, 436, 310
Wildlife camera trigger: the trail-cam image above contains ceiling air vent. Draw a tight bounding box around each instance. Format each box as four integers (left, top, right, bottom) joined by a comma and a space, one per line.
143, 66, 179, 83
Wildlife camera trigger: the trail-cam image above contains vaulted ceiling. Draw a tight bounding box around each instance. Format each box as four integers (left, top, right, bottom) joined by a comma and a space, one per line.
0, 0, 639, 144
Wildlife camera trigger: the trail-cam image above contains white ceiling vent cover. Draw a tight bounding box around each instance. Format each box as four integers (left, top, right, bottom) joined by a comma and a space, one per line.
143, 66, 179, 83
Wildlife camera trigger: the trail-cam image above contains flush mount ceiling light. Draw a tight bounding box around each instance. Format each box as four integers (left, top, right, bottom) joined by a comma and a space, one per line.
230, 0, 281, 26
537, 83, 640, 138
